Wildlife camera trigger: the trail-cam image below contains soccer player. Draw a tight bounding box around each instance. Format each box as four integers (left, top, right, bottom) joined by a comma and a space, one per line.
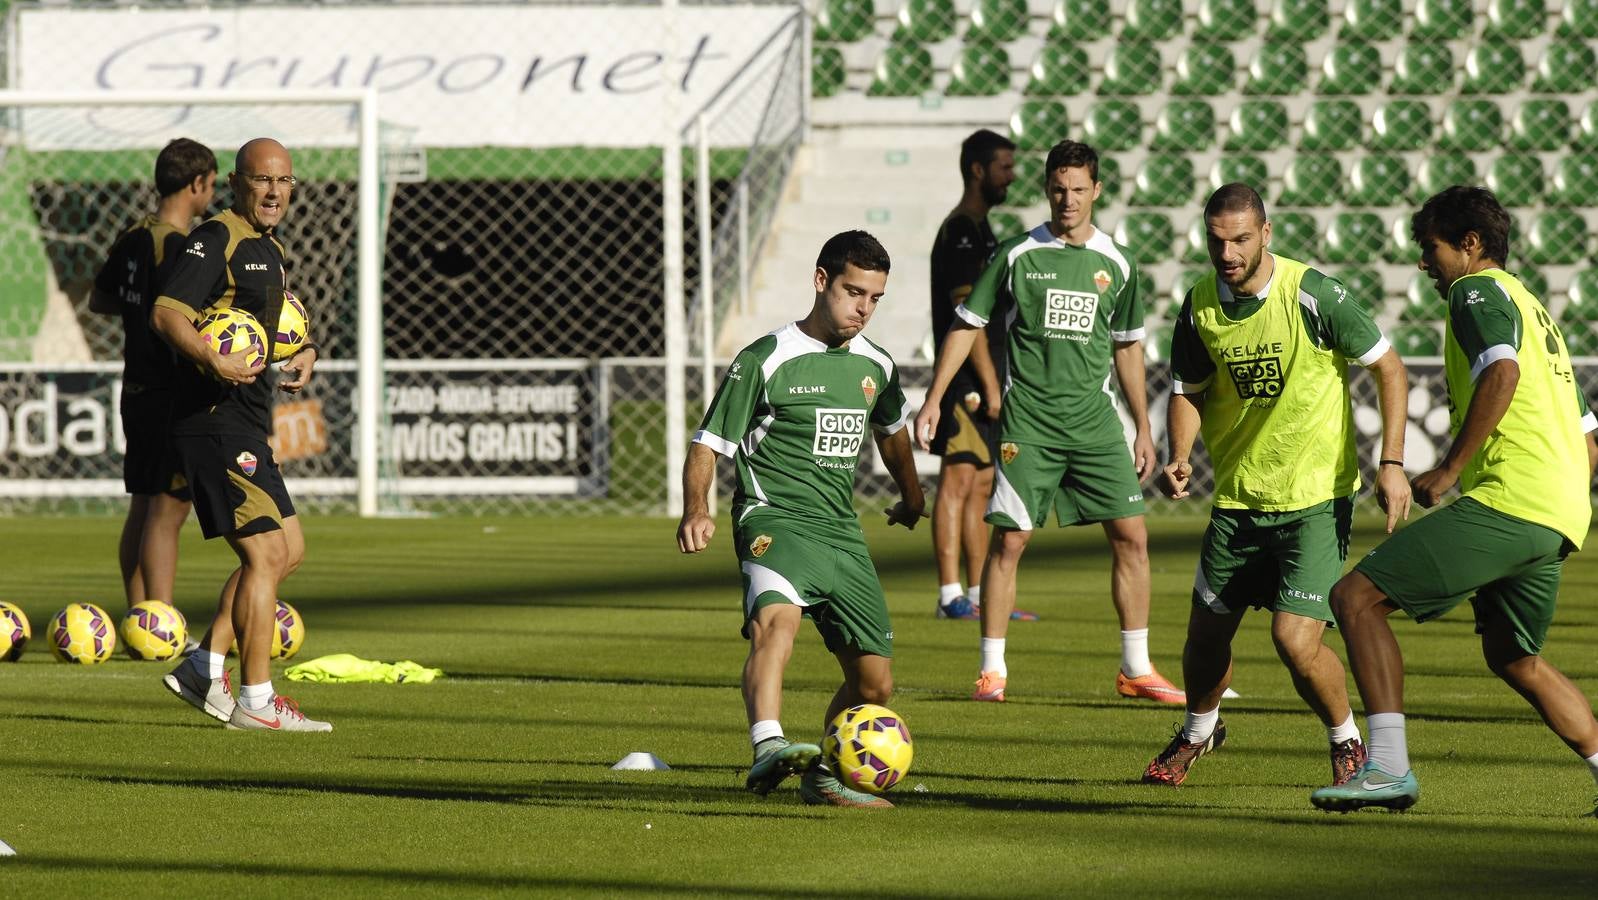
913, 140, 1182, 705
152, 138, 329, 733
678, 231, 924, 808
1312, 187, 1598, 813
1139, 184, 1411, 788
89, 138, 216, 609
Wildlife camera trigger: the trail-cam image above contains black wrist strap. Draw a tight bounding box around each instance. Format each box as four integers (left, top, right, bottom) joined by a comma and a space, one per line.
1379, 459, 1404, 467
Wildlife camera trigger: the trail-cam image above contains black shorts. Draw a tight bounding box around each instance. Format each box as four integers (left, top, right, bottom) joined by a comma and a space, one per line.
930, 390, 999, 467
120, 385, 187, 498
173, 434, 295, 540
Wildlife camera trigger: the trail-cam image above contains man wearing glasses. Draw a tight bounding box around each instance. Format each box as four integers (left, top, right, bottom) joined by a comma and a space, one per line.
151, 138, 330, 732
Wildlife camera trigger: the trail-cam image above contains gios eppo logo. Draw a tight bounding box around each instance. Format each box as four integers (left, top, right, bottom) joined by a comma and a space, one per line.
1044, 289, 1098, 334
1226, 356, 1285, 400
812, 408, 866, 457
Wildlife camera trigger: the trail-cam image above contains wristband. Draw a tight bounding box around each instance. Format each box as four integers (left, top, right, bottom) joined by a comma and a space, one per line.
296, 342, 320, 357
1379, 459, 1404, 468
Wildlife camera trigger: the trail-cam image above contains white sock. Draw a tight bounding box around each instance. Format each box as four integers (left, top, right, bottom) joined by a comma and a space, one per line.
750, 720, 783, 748
1182, 707, 1220, 743
239, 681, 274, 711
1328, 711, 1361, 745
966, 585, 982, 607
1366, 712, 1410, 774
939, 583, 964, 605
980, 637, 1007, 676
191, 649, 224, 680
1584, 749, 1598, 787
1120, 628, 1152, 678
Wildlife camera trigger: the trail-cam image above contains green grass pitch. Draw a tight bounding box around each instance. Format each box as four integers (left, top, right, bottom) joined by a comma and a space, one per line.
1, 512, 1595, 896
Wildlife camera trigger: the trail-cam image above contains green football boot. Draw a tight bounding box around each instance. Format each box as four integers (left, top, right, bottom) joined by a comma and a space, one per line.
1310, 761, 1419, 813
745, 738, 820, 796
799, 761, 894, 809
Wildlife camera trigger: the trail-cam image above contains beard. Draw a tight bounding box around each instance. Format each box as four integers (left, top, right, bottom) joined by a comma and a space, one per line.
981, 180, 1009, 207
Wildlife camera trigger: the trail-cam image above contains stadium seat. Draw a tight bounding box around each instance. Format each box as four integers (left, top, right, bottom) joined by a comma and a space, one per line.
1098, 155, 1124, 204
1269, 0, 1330, 40
1510, 100, 1573, 151
1048, 0, 1112, 40
814, 0, 876, 42
990, 210, 1029, 241
1488, 0, 1546, 37
1516, 267, 1548, 302
1182, 219, 1210, 264
967, 0, 1030, 43
1565, 268, 1598, 321
1172, 44, 1237, 96
1301, 99, 1363, 150
1463, 42, 1527, 94
1270, 212, 1320, 260
1340, 0, 1402, 39
1245, 44, 1309, 95
812, 46, 847, 98
1369, 100, 1434, 151
1385, 215, 1418, 264
1322, 212, 1387, 265
1172, 266, 1211, 303
1487, 154, 1546, 204
1130, 155, 1197, 207
1114, 212, 1176, 264
1009, 99, 1070, 151
895, 0, 958, 43
1525, 210, 1590, 264
1402, 272, 1445, 321
1317, 41, 1382, 95
1412, 0, 1472, 38
1413, 153, 1477, 203
1152, 100, 1217, 151
1084, 100, 1144, 150
1226, 100, 1289, 151
1563, 322, 1598, 357
948, 42, 1013, 96
1099, 42, 1163, 96
1211, 155, 1268, 193
1558, 0, 1598, 36
1335, 267, 1386, 308
1122, 0, 1185, 41
1577, 103, 1598, 150
1532, 40, 1598, 93
1345, 155, 1411, 206
1548, 154, 1598, 206
1391, 324, 1443, 357
1026, 43, 1091, 96
1279, 154, 1344, 206
1438, 100, 1505, 152
1008, 155, 1045, 206
1144, 322, 1177, 364
1390, 43, 1454, 95
1195, 0, 1258, 39
868, 42, 935, 97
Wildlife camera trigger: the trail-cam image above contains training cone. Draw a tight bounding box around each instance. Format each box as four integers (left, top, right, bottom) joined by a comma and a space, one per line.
612, 752, 670, 771
0, 838, 14, 856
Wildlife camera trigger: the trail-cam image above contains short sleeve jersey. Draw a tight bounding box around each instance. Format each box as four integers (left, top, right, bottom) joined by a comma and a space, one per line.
930, 212, 1004, 397
93, 215, 189, 388
154, 209, 289, 439
693, 323, 913, 547
957, 224, 1145, 449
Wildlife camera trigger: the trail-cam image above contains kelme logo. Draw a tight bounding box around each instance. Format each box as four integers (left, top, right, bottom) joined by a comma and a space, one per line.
749, 535, 772, 558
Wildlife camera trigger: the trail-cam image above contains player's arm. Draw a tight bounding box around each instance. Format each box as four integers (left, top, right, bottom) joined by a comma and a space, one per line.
88, 232, 142, 316
678, 349, 764, 552
1161, 297, 1211, 500
954, 285, 1003, 420
916, 251, 1007, 448
153, 225, 262, 385
677, 442, 718, 553
1110, 259, 1155, 479
1580, 392, 1598, 477
942, 220, 1004, 419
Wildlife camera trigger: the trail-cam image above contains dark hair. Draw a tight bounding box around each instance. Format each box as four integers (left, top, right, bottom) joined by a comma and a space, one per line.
1204, 182, 1268, 224
1410, 185, 1511, 265
1044, 140, 1098, 184
816, 230, 891, 285
154, 138, 217, 197
959, 129, 1016, 182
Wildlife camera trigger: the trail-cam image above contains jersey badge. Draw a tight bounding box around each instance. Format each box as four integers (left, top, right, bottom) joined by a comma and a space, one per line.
235, 451, 258, 477
861, 375, 877, 403
1093, 270, 1112, 293
1000, 442, 1019, 465
749, 534, 772, 558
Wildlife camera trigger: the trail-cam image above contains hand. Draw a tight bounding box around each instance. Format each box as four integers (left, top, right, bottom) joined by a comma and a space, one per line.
677, 512, 715, 553
211, 348, 264, 386
913, 402, 941, 452
278, 346, 318, 394
1131, 431, 1157, 482
1157, 460, 1193, 500
1410, 466, 1458, 509
982, 387, 1002, 422
1375, 463, 1412, 533
884, 499, 928, 530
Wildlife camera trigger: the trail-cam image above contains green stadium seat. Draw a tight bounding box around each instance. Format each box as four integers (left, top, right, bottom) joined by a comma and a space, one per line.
1385, 215, 1418, 264
1225, 100, 1289, 151
1532, 40, 1598, 93
990, 210, 1030, 241
1098, 155, 1124, 205
1402, 272, 1446, 321
1463, 42, 1527, 94
1026, 43, 1091, 96
1099, 42, 1163, 96
1211, 155, 1268, 193
1270, 212, 1320, 260
1510, 100, 1572, 151
812, 46, 847, 98
1324, 212, 1386, 264
1114, 212, 1176, 264
1391, 324, 1443, 357
1525, 210, 1590, 264
1130, 154, 1197, 207
1009, 99, 1070, 151
1279, 154, 1344, 205
1048, 0, 1112, 40
1488, 0, 1546, 37
1008, 155, 1045, 206
1301, 99, 1363, 150
967, 0, 1030, 43
1438, 100, 1505, 152
1122, 0, 1185, 41
1369, 100, 1434, 151
1144, 322, 1177, 364
1413, 152, 1477, 203
1557, 0, 1598, 37
1084, 100, 1143, 151
1152, 100, 1217, 151
1412, 0, 1472, 38
1182, 219, 1210, 264
1487, 154, 1546, 204
1195, 0, 1258, 39
1345, 155, 1411, 206
1565, 269, 1598, 321
948, 42, 1013, 96
1245, 44, 1309, 95
1170, 266, 1210, 304
1563, 321, 1598, 356
1172, 44, 1237, 96
1335, 267, 1386, 308
868, 42, 935, 97
895, 0, 958, 43
1577, 103, 1598, 150
814, 0, 876, 42
1516, 267, 1548, 301
1548, 154, 1598, 206
1269, 0, 1330, 40
1390, 44, 1454, 95
1341, 0, 1402, 39
1317, 41, 1382, 95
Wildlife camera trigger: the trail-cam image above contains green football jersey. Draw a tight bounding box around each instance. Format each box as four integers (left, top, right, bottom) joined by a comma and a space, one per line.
959, 224, 1145, 449
695, 322, 913, 546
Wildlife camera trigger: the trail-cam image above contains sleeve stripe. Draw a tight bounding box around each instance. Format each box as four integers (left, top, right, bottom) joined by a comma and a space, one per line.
692, 430, 738, 458
872, 396, 914, 435
1357, 336, 1392, 367
1470, 344, 1517, 381
1110, 327, 1147, 342
1582, 412, 1597, 434
955, 304, 988, 328
1172, 378, 1211, 395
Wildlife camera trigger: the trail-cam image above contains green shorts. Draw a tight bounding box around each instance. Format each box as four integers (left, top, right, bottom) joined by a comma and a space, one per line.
986, 440, 1146, 530
1193, 497, 1353, 622
734, 512, 893, 658
1354, 496, 1572, 656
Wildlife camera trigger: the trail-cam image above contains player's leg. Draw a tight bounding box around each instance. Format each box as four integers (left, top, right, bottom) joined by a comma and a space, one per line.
1270, 612, 1364, 784
933, 458, 979, 618
963, 464, 994, 597
138, 491, 191, 605
161, 436, 238, 722
972, 526, 1032, 700
1142, 601, 1244, 785
118, 494, 153, 606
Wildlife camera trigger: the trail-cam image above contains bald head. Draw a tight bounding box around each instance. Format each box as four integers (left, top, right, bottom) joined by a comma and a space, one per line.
230, 137, 294, 231
237, 137, 290, 172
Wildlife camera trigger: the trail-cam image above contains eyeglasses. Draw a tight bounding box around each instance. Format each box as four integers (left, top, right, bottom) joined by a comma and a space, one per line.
242, 174, 297, 188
